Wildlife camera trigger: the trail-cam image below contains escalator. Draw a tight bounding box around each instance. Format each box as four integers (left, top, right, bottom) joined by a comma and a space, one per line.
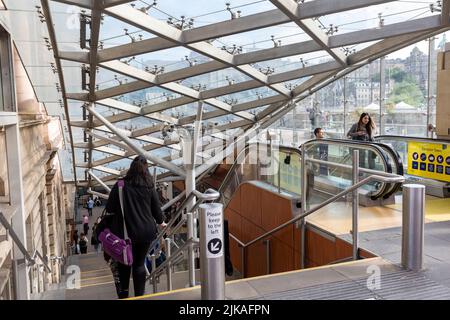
375, 135, 450, 197
214, 139, 403, 208
302, 139, 404, 200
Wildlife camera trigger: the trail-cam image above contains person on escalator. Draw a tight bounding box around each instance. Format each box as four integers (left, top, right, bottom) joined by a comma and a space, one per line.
304, 128, 329, 204
347, 113, 376, 169
98, 155, 167, 299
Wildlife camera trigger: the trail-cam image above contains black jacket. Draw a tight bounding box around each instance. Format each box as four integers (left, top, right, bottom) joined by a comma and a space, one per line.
104, 180, 164, 243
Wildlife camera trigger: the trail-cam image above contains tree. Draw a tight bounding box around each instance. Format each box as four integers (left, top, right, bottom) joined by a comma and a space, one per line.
371, 67, 407, 83
387, 81, 424, 106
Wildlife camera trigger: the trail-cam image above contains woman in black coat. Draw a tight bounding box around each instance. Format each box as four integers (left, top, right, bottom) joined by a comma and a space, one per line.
102, 155, 166, 299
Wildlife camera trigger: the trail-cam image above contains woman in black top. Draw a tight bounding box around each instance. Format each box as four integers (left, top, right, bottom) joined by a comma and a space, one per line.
103, 155, 166, 299
347, 113, 377, 169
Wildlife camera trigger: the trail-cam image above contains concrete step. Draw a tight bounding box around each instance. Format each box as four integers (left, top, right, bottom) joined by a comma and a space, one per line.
150, 268, 243, 294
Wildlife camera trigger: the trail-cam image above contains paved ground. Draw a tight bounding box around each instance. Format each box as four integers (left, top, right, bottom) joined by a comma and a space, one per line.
133, 257, 450, 300
339, 219, 450, 290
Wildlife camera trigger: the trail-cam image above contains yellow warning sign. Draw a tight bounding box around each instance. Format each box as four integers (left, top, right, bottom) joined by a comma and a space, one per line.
407, 142, 450, 182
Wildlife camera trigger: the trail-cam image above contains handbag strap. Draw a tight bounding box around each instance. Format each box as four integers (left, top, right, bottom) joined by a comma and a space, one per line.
117, 180, 129, 240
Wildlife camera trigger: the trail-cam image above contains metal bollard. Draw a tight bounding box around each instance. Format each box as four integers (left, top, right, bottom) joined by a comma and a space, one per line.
352, 150, 359, 260
165, 237, 172, 291
187, 212, 196, 287
151, 254, 157, 293
263, 239, 271, 274
402, 184, 425, 271
199, 203, 225, 300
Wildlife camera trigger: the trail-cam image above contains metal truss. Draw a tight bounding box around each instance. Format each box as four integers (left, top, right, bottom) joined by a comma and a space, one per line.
41, 0, 450, 190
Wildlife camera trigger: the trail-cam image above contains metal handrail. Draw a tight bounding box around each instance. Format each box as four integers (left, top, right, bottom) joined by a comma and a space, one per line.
31, 250, 52, 273
146, 237, 199, 281
0, 211, 52, 273
149, 188, 220, 252
161, 190, 186, 212
145, 188, 220, 293
234, 173, 404, 250
229, 233, 245, 247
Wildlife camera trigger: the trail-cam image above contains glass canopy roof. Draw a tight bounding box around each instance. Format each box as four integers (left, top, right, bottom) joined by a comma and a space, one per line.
1, 0, 449, 188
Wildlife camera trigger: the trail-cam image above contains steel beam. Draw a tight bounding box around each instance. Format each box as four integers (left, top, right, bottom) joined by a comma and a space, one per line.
86, 105, 186, 177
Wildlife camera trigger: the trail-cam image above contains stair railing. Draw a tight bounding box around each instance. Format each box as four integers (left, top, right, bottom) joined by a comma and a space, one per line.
0, 211, 52, 273
228, 154, 404, 277
146, 188, 220, 293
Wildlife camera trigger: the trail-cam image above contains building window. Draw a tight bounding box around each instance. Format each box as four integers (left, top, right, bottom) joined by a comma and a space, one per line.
0, 24, 14, 112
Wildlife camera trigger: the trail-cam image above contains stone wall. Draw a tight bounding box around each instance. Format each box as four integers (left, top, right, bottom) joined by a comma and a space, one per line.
0, 132, 7, 196
0, 47, 72, 298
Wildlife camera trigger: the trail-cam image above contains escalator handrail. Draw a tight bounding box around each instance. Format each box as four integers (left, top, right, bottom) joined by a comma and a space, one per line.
218, 139, 395, 200
370, 141, 404, 198
304, 138, 404, 198
302, 138, 393, 199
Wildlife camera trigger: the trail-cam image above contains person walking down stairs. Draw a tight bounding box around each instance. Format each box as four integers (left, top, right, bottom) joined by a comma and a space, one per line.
97, 155, 167, 299
91, 222, 101, 254
79, 233, 88, 254
83, 214, 89, 235
87, 198, 94, 216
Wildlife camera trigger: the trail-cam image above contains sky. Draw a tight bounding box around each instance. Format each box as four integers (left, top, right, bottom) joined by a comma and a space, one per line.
48, 0, 446, 61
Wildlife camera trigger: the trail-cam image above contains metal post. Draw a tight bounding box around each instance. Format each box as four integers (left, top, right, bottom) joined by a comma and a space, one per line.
402, 184, 425, 271
352, 150, 359, 260
300, 219, 306, 269
184, 101, 203, 212
379, 57, 386, 134
264, 240, 271, 274
343, 77, 347, 137
187, 212, 196, 287
165, 238, 172, 291
277, 159, 281, 194
300, 143, 307, 268
87, 170, 111, 193
185, 165, 196, 212
427, 37, 435, 138
199, 203, 225, 300
292, 101, 297, 146
151, 254, 157, 293
85, 105, 186, 177
240, 244, 245, 278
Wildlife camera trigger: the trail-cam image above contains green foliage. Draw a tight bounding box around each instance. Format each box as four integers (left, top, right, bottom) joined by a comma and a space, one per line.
387, 80, 424, 106
389, 67, 408, 83
371, 67, 408, 83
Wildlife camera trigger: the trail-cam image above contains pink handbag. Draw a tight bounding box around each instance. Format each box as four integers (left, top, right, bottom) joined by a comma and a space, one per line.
99, 180, 133, 266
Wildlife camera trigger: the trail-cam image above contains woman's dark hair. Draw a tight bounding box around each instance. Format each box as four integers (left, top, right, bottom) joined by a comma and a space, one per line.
358, 113, 375, 137
124, 155, 154, 187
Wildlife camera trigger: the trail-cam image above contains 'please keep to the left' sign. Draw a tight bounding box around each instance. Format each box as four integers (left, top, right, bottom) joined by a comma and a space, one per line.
201, 203, 224, 258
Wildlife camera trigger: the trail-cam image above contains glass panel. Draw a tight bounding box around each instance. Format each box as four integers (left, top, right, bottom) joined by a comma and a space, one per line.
0, 48, 3, 111
303, 141, 388, 207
